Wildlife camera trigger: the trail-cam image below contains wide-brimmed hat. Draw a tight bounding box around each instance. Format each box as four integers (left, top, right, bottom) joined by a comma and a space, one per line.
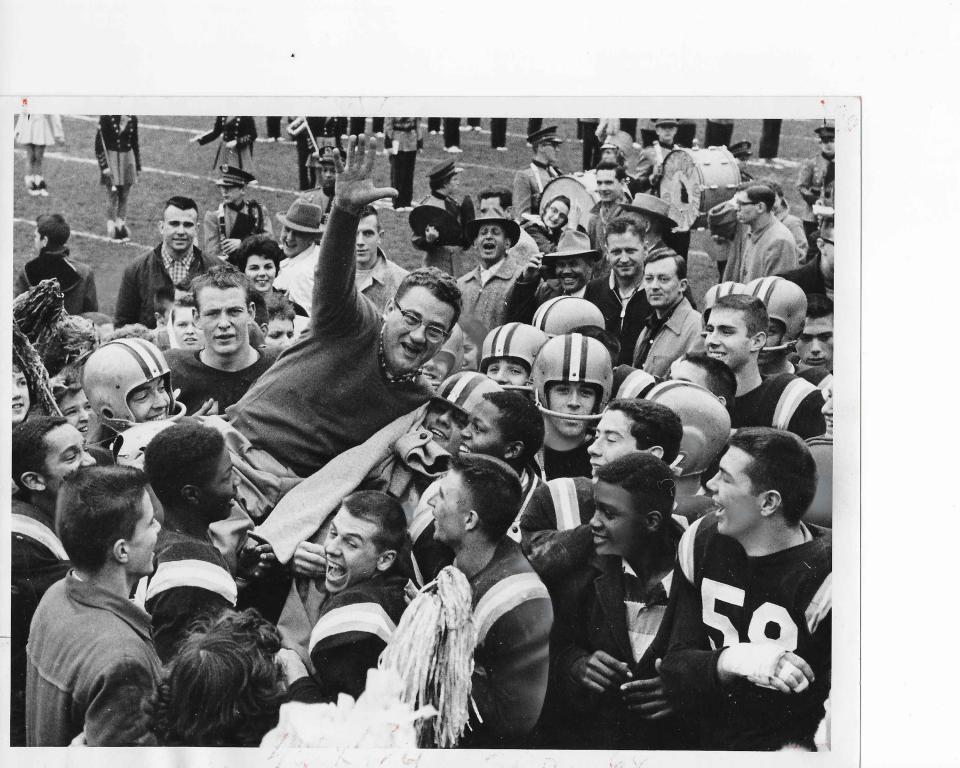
409, 205, 462, 245
541, 229, 601, 263
654, 118, 680, 128
620, 193, 679, 229
464, 215, 521, 247
528, 125, 563, 146
277, 199, 324, 234
214, 164, 257, 187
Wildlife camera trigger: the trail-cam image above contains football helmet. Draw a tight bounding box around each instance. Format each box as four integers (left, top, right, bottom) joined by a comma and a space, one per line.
532, 333, 613, 417
532, 296, 605, 338
703, 281, 748, 322
479, 322, 548, 373
615, 368, 658, 400
645, 380, 731, 477
82, 338, 182, 434
746, 276, 808, 352
432, 371, 503, 420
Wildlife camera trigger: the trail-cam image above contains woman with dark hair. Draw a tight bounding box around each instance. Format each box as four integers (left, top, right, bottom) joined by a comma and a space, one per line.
230, 234, 308, 321
145, 609, 287, 747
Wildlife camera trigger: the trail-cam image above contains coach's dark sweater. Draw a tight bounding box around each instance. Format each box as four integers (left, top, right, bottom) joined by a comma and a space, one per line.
227, 205, 433, 478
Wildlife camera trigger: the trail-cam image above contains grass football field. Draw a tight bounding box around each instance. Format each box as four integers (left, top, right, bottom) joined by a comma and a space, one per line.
11, 116, 823, 317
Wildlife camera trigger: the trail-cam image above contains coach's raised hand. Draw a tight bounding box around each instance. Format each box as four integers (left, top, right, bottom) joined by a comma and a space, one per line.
332, 135, 398, 215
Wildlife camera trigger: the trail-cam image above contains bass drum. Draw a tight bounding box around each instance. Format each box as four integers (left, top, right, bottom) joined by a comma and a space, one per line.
659, 146, 741, 231
540, 173, 599, 227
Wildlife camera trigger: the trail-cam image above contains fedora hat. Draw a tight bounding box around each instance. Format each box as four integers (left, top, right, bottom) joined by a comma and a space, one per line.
409, 205, 462, 245
621, 193, 679, 229
277, 199, 324, 234
541, 229, 601, 263
464, 215, 521, 247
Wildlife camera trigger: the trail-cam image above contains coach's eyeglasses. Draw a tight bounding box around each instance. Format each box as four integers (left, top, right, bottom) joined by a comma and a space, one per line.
393, 299, 450, 344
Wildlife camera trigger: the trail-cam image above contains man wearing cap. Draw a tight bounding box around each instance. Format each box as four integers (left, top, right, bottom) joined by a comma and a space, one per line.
723, 183, 798, 283
798, 122, 835, 250
300, 145, 342, 224
506, 230, 602, 325
414, 159, 475, 275
729, 141, 754, 183
513, 125, 564, 219
457, 215, 524, 335
273, 198, 324, 318
202, 165, 274, 259
634, 119, 679, 195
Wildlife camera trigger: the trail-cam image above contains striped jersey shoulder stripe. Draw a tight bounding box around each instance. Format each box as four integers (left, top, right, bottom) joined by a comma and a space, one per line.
309, 602, 397, 651
804, 572, 832, 634
474, 572, 550, 645
11, 514, 69, 560
145, 558, 238, 605
547, 477, 581, 531
677, 514, 707, 584
772, 377, 818, 430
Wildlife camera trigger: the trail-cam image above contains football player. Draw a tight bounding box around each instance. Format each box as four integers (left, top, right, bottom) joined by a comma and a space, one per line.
479, 322, 548, 389
744, 276, 808, 377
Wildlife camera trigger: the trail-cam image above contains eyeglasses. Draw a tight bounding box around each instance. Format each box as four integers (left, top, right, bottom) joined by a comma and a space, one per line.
393, 299, 450, 344
817, 237, 834, 247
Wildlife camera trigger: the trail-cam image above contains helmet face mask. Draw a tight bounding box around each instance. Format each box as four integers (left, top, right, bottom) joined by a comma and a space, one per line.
82, 338, 180, 435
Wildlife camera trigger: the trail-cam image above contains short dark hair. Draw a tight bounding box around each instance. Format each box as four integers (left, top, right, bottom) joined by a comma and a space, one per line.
449, 454, 522, 542
341, 490, 408, 554
760, 178, 786, 200
56, 465, 150, 572
153, 285, 176, 317
478, 186, 513, 210
12, 416, 69, 494
146, 608, 285, 747
143, 418, 227, 507
359, 204, 383, 229
712, 294, 768, 337
482, 391, 545, 466
727, 427, 818, 526
191, 264, 251, 307
606, 216, 644, 241
395, 268, 463, 327
806, 293, 834, 321
644, 250, 687, 281
605, 399, 683, 463
51, 363, 84, 405
230, 234, 283, 272
264, 292, 296, 323
571, 324, 621, 363
595, 160, 620, 174
162, 195, 199, 216
36, 213, 70, 249
676, 353, 737, 409
595, 452, 677, 521
742, 183, 776, 213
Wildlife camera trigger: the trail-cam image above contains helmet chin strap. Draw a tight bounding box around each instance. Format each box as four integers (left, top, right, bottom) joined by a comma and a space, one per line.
761, 339, 798, 356
536, 403, 604, 422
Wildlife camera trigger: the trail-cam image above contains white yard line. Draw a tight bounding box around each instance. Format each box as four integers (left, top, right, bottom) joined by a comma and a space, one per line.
14, 217, 152, 249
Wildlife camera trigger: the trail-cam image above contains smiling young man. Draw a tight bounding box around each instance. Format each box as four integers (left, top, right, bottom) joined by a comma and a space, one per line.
228, 136, 462, 480
704, 294, 824, 439
26, 465, 162, 746
142, 419, 240, 663
280, 491, 409, 704
544, 452, 686, 749
115, 196, 221, 329
632, 251, 702, 377
166, 266, 277, 415
521, 398, 682, 585
430, 454, 552, 747
11, 417, 96, 745
660, 427, 831, 751
457, 214, 524, 335
479, 321, 548, 388
585, 160, 630, 253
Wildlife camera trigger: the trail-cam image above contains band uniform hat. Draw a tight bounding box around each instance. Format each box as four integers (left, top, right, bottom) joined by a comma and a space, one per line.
600, 130, 634, 156
308, 145, 346, 168
276, 198, 324, 234
409, 205, 462, 245
620, 193, 680, 230
654, 118, 680, 128
541, 229, 601, 264
215, 164, 257, 187
464, 215, 521, 247
527, 125, 563, 146
814, 121, 836, 140
729, 141, 752, 159
426, 159, 464, 185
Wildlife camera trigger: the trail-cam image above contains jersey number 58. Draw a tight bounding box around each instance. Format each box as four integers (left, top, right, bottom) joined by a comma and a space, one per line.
701, 578, 799, 651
